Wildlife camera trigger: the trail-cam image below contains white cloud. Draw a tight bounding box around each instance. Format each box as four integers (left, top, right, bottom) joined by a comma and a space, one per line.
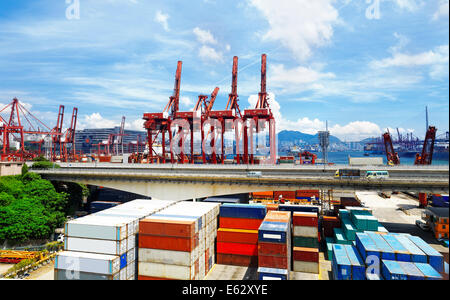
247, 92, 382, 141
393, 0, 424, 12
270, 64, 335, 86
193, 27, 218, 45
155, 10, 170, 31
78, 113, 118, 130
249, 0, 339, 60
370, 44, 449, 79
433, 0, 449, 20
198, 45, 224, 62
126, 118, 145, 131
181, 96, 194, 107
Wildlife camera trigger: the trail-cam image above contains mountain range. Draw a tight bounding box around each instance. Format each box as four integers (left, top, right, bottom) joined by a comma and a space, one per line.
277, 130, 343, 145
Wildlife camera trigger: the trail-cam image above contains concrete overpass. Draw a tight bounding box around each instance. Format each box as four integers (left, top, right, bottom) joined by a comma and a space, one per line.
31, 163, 449, 201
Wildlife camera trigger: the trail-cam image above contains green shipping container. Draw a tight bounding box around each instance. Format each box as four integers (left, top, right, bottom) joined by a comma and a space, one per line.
293, 236, 319, 248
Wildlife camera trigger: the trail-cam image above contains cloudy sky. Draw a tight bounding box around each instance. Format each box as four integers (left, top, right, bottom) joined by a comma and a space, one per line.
0, 0, 448, 141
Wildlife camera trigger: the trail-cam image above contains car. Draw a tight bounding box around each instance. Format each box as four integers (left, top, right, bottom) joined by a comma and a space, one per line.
415, 219, 431, 231
247, 171, 262, 178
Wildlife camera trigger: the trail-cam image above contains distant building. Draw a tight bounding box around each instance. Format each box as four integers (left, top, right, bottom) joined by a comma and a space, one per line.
75, 127, 147, 154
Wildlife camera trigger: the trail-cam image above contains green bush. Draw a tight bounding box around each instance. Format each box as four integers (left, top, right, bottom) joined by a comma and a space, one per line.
0, 175, 68, 243
21, 164, 29, 176
31, 161, 60, 169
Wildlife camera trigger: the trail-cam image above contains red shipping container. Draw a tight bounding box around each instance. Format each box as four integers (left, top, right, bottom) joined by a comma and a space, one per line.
296, 190, 320, 198
217, 228, 259, 244
293, 247, 319, 263
217, 242, 258, 256
139, 219, 195, 237
219, 217, 263, 230
293, 212, 318, 227
258, 255, 289, 269
139, 234, 197, 252
274, 191, 296, 200
258, 242, 288, 257
322, 216, 341, 237
217, 253, 258, 267
264, 211, 291, 224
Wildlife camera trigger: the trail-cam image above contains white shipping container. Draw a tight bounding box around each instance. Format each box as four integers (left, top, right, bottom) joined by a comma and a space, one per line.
65, 215, 136, 241
127, 248, 136, 265
293, 261, 319, 274
127, 234, 136, 251
126, 262, 135, 280
138, 262, 196, 280
64, 237, 127, 256
139, 248, 199, 266
293, 226, 319, 238
55, 251, 120, 275
120, 268, 127, 280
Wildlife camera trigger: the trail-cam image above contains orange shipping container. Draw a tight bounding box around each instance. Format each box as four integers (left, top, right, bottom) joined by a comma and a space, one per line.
265, 204, 279, 211
219, 217, 263, 230
274, 191, 296, 199
139, 234, 197, 252
252, 191, 274, 199
139, 219, 195, 237
217, 228, 259, 244
264, 211, 291, 224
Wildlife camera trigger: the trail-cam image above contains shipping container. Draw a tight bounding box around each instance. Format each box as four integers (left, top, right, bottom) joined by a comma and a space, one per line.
293, 247, 319, 263
54, 269, 120, 280
406, 235, 444, 273
257, 267, 289, 280
55, 251, 121, 275
217, 242, 258, 256
219, 217, 263, 230
139, 218, 196, 237
381, 260, 408, 280
219, 203, 267, 219
293, 212, 318, 227
64, 237, 127, 256
138, 262, 197, 280
217, 253, 258, 267
258, 222, 290, 244
64, 215, 134, 241
139, 234, 197, 252
217, 228, 258, 244
293, 226, 318, 238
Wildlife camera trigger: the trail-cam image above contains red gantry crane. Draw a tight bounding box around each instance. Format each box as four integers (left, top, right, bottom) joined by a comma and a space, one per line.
174, 87, 220, 164
209, 56, 242, 164
60, 107, 78, 162
383, 130, 400, 166
144, 61, 182, 164
414, 126, 437, 208
243, 54, 276, 164
0, 98, 58, 161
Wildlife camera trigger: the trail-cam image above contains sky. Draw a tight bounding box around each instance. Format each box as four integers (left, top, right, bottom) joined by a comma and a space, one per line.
0, 0, 448, 142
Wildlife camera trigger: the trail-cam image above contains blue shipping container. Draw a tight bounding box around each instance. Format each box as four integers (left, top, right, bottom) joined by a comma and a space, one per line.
258, 267, 289, 280
382, 260, 408, 280
406, 235, 444, 273
219, 204, 267, 219
258, 221, 289, 244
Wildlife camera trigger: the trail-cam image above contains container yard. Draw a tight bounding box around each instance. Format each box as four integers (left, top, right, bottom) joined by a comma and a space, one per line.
3, 189, 445, 282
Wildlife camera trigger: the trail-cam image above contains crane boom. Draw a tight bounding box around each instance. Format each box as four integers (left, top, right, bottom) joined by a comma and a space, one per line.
383, 131, 400, 165
226, 56, 241, 117
164, 61, 183, 117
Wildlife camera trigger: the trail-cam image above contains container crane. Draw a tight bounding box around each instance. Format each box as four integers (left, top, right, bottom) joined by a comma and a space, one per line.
61, 107, 78, 162
209, 56, 241, 164
144, 61, 182, 164
0, 98, 55, 161
51, 105, 65, 162
243, 54, 276, 164
175, 87, 220, 164
382, 130, 400, 166
414, 126, 437, 208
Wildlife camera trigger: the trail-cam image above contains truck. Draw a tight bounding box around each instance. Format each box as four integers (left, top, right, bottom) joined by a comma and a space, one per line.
334, 169, 361, 179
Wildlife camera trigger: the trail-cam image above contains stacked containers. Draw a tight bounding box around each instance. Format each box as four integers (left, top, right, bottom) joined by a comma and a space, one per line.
257, 211, 291, 280
217, 204, 266, 267
58, 199, 175, 280
331, 244, 365, 280
138, 218, 199, 280
292, 212, 320, 274
138, 201, 220, 280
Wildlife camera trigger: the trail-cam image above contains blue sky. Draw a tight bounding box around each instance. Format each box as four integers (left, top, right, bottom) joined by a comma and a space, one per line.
0, 0, 448, 141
